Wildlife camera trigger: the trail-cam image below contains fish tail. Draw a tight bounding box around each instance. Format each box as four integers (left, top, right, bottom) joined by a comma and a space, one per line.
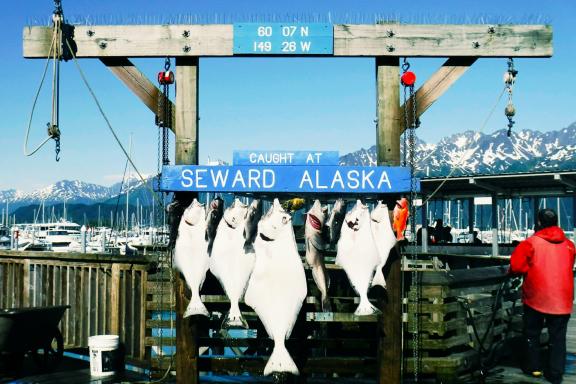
264, 341, 299, 376
223, 303, 248, 329
371, 267, 387, 289
183, 293, 209, 318
354, 296, 381, 316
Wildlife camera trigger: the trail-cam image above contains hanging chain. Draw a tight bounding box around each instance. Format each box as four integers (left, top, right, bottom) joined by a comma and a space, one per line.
504, 58, 518, 137
157, 57, 173, 190
402, 57, 420, 382
162, 58, 171, 166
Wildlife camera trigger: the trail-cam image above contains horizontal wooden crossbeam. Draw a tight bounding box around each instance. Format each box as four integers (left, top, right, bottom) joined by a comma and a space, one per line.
23, 24, 552, 58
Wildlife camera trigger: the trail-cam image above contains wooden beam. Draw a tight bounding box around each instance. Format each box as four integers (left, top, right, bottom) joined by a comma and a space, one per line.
334, 24, 552, 57
174, 56, 200, 384
375, 56, 402, 384
401, 57, 477, 133
175, 57, 199, 165
554, 174, 576, 189
376, 57, 401, 166
24, 24, 552, 58
469, 178, 504, 194
100, 57, 175, 131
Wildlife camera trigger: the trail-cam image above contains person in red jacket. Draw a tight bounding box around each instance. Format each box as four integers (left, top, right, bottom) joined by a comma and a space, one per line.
510, 208, 575, 383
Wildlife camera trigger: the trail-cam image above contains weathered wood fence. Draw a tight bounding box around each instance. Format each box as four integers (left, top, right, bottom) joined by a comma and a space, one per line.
0, 251, 150, 362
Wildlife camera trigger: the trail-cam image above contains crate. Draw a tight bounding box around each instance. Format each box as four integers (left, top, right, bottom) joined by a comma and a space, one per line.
145, 248, 382, 380
403, 265, 523, 383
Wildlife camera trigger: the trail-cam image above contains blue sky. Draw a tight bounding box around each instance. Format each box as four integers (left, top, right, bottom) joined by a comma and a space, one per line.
1, 0, 575, 191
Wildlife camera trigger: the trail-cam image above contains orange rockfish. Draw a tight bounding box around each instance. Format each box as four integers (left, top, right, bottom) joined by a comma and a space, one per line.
392, 198, 409, 241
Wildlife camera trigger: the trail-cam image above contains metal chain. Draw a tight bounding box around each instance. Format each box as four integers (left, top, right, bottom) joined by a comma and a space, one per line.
162, 82, 170, 166
402, 57, 420, 382
162, 58, 171, 166
157, 92, 162, 191
402, 86, 408, 167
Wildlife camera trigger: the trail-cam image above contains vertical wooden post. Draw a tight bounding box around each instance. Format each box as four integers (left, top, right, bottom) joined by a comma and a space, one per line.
468, 197, 475, 235
22, 260, 30, 307
174, 56, 200, 384
110, 263, 121, 335
491, 195, 499, 257
376, 56, 402, 384
421, 200, 428, 253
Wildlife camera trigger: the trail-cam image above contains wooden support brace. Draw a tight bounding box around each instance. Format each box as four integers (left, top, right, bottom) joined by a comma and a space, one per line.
401, 57, 477, 133
100, 57, 175, 132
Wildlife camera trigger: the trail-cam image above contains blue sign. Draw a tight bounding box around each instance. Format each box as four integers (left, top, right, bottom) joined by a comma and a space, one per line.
233, 150, 339, 166
233, 23, 333, 55
160, 165, 419, 194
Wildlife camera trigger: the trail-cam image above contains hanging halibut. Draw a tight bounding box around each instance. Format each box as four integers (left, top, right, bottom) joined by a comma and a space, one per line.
205, 196, 224, 255
173, 198, 210, 317
245, 199, 307, 375
243, 199, 263, 253
210, 198, 254, 328
326, 198, 346, 249
336, 200, 381, 316
305, 200, 331, 311
370, 201, 397, 289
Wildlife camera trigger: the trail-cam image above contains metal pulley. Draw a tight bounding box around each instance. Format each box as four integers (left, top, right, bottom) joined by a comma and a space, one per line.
504, 58, 518, 137
158, 57, 175, 85
505, 102, 516, 117
401, 59, 416, 87
401, 71, 416, 87
503, 71, 515, 85
158, 70, 174, 85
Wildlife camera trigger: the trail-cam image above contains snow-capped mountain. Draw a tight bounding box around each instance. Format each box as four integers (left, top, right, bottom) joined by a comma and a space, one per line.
0, 177, 154, 213
0, 180, 111, 208
1, 124, 575, 215
340, 125, 576, 176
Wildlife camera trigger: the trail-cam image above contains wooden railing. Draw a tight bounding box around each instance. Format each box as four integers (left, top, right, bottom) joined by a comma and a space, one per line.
0, 251, 151, 361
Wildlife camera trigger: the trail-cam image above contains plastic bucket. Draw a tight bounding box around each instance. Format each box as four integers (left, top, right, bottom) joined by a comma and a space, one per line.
88, 335, 120, 377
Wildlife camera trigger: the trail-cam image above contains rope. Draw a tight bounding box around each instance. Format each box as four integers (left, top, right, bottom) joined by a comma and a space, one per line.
64, 38, 163, 207
24, 21, 59, 157
64, 38, 175, 381
421, 86, 507, 205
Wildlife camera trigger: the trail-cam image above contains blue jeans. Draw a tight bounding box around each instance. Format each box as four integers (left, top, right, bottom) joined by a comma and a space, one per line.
523, 304, 570, 383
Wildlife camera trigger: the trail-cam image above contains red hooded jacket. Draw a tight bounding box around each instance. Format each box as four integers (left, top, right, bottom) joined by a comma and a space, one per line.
510, 226, 575, 314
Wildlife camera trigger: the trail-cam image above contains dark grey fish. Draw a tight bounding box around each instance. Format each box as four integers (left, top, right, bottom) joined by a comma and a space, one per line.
305, 200, 331, 312
244, 199, 263, 252
326, 198, 346, 249
206, 196, 224, 255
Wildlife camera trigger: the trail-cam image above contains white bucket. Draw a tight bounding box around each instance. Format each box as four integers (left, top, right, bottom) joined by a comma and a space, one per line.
88, 335, 120, 377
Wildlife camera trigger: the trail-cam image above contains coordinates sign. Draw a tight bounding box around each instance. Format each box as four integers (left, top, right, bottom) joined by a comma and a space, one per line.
160, 165, 418, 194
233, 150, 339, 166
233, 23, 333, 55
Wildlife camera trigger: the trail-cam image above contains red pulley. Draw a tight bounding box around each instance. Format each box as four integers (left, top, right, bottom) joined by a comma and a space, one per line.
158, 70, 175, 85
401, 71, 416, 87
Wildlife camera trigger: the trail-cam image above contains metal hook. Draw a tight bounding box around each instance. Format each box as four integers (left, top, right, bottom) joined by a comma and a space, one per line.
402, 58, 410, 73
164, 57, 171, 71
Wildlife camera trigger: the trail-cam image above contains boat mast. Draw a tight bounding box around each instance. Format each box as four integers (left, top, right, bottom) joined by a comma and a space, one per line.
126, 134, 132, 241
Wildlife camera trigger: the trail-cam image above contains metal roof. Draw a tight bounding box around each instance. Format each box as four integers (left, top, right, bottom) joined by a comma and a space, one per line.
420, 170, 576, 198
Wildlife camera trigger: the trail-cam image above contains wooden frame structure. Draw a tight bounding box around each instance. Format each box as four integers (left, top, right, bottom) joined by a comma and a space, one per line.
23, 22, 552, 384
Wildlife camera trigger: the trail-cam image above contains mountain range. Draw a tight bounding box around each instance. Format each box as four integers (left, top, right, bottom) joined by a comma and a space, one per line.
340, 123, 576, 176
2, 124, 575, 221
